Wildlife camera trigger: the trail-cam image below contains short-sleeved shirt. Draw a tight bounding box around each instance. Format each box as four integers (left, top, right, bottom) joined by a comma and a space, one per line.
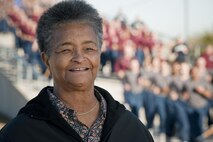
123, 71, 143, 94
152, 74, 171, 89
169, 75, 184, 94
184, 79, 213, 108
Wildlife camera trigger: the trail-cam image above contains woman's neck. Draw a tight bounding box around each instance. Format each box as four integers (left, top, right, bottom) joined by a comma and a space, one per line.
53, 85, 100, 128
53, 86, 97, 113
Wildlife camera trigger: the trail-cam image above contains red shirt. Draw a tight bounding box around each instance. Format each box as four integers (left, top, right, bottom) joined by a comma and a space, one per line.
201, 53, 213, 70
114, 57, 131, 73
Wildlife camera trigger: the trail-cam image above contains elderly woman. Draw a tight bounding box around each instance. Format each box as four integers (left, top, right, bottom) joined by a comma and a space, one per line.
0, 1, 153, 142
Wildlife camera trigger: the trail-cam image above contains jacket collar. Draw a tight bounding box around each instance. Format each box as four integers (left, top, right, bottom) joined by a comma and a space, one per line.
18, 86, 126, 141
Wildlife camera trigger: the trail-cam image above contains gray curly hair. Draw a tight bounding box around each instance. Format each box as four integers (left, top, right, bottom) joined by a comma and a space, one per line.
36, 0, 103, 57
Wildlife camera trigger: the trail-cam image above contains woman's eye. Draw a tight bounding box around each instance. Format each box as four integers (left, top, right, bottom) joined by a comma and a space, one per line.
55, 49, 71, 54
86, 46, 98, 52
62, 49, 70, 52
86, 47, 95, 51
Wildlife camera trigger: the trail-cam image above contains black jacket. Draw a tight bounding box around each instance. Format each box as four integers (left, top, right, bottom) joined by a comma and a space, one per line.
0, 86, 154, 142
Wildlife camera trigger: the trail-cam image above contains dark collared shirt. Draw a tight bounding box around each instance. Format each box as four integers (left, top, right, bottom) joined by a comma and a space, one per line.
48, 89, 107, 142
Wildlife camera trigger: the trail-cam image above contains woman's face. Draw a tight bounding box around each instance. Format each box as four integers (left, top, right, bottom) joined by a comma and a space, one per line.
43, 22, 100, 91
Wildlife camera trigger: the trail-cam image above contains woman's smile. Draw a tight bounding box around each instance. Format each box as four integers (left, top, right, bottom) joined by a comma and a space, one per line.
68, 67, 91, 75
69, 67, 90, 72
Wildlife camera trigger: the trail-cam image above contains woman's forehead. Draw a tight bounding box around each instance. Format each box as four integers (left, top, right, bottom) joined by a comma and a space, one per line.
50, 23, 97, 49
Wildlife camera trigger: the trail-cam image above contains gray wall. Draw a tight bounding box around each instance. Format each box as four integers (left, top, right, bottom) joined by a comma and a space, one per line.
0, 71, 28, 119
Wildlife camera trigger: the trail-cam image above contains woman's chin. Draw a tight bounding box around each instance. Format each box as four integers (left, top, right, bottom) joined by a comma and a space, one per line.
65, 80, 93, 90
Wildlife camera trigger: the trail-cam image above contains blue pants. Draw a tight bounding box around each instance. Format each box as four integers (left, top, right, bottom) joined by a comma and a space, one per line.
0, 19, 11, 32
166, 99, 190, 141
135, 48, 144, 65
110, 50, 120, 73
188, 104, 210, 141
124, 91, 143, 117
143, 90, 166, 133
166, 99, 210, 141
100, 48, 111, 70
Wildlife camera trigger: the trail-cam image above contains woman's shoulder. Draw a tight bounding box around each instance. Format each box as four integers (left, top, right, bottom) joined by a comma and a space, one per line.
117, 110, 147, 129
0, 112, 58, 142
0, 114, 36, 134
0, 114, 29, 140
108, 110, 154, 142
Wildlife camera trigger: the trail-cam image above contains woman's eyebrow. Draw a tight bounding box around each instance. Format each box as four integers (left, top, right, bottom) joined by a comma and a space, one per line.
59, 41, 97, 46
82, 40, 97, 46
60, 42, 74, 46
55, 42, 74, 49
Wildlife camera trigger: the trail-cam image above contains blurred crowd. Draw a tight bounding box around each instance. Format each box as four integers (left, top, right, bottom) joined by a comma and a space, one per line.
0, 0, 56, 78
1, 0, 213, 141
121, 46, 213, 141
100, 7, 213, 141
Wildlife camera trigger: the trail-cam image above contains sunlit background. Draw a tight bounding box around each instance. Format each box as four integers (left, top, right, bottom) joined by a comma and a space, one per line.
90, 0, 213, 38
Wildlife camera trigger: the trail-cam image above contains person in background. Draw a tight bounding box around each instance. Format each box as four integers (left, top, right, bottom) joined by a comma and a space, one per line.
0, 1, 154, 142
195, 57, 208, 80
114, 40, 136, 79
122, 58, 144, 117
183, 66, 213, 141
172, 37, 189, 64
145, 59, 168, 136
165, 61, 190, 142
195, 71, 213, 142
201, 44, 213, 73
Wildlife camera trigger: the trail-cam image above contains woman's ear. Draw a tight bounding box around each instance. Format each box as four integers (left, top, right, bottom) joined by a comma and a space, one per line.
41, 52, 50, 69
41, 52, 52, 78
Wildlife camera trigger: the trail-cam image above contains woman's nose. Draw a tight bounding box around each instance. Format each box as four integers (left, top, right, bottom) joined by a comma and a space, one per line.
71, 49, 85, 63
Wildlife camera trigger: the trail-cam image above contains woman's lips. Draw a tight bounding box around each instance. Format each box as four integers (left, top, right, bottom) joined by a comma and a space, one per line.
69, 67, 89, 72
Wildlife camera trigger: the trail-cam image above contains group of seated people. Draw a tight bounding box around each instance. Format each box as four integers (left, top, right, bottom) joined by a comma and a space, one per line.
100, 12, 156, 74
121, 43, 213, 141
0, 0, 55, 78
